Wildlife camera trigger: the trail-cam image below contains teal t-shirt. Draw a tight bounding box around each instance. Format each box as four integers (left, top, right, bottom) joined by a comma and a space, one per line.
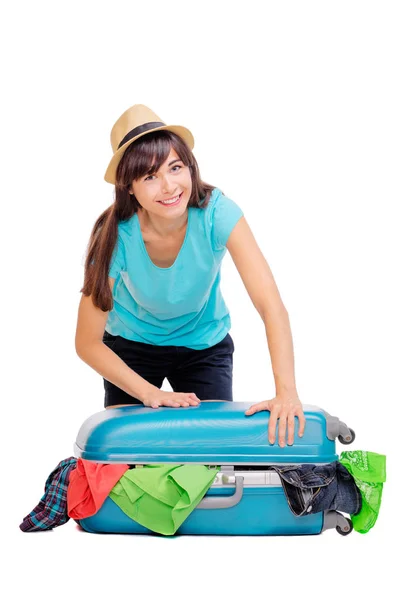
105, 187, 244, 349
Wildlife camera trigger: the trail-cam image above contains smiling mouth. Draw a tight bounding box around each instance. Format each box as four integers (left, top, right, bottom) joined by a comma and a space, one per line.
157, 192, 183, 206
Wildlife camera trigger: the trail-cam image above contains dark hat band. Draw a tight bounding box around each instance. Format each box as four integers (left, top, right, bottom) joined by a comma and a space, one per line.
117, 121, 166, 150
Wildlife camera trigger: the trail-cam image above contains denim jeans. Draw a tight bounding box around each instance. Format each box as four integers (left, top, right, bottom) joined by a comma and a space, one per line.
270, 462, 362, 517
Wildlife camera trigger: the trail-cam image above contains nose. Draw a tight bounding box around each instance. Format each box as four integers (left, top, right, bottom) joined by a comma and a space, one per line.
161, 173, 175, 194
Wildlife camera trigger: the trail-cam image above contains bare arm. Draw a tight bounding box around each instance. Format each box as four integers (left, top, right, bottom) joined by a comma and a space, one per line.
226, 217, 298, 395
226, 216, 305, 445
75, 277, 155, 403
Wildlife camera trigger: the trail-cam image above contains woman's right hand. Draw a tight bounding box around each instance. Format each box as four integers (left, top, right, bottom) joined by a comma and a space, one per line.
141, 388, 201, 409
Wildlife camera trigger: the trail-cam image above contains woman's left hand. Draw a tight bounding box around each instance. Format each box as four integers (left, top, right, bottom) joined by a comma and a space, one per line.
244, 393, 306, 447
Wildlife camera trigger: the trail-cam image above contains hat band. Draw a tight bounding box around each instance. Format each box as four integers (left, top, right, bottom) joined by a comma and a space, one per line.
117, 121, 166, 150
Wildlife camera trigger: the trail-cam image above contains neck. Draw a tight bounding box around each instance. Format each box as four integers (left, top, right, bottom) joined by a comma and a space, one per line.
140, 208, 188, 238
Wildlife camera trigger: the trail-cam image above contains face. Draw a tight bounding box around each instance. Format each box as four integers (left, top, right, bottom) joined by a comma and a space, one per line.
129, 147, 192, 218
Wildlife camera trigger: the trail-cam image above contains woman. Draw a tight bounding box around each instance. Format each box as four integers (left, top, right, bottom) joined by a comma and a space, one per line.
75, 104, 305, 447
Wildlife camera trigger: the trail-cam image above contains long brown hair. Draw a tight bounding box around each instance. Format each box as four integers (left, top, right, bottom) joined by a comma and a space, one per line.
81, 130, 217, 311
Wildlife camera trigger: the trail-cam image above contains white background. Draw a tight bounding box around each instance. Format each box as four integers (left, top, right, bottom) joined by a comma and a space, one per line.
2, 0, 398, 597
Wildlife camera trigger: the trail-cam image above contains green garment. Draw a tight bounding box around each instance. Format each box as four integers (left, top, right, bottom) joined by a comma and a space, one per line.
339, 451, 386, 534
109, 464, 220, 535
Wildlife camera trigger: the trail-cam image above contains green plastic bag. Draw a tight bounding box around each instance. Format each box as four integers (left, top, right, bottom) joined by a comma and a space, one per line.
339, 451, 386, 534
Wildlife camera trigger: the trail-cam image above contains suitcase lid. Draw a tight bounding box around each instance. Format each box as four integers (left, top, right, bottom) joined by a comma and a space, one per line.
74, 402, 340, 464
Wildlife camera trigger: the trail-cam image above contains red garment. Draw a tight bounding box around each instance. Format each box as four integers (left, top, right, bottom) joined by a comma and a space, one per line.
67, 458, 129, 519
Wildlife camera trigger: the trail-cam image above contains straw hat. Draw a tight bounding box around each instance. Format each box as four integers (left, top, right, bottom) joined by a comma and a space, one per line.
104, 104, 195, 184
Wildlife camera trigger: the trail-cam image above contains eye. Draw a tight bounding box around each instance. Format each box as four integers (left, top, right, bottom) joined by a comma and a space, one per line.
144, 164, 182, 181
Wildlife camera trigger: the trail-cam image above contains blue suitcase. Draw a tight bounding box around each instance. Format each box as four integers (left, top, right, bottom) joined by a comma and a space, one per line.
73, 402, 356, 536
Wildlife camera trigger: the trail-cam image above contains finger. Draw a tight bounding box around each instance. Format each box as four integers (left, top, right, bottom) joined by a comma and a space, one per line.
287, 410, 295, 446
296, 409, 306, 437
176, 394, 195, 407
163, 398, 182, 408
278, 409, 289, 447
175, 393, 200, 408
187, 393, 201, 405
245, 401, 272, 416
268, 406, 280, 444
177, 399, 190, 407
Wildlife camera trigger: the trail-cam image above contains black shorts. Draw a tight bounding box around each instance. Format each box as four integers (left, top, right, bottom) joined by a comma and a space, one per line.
102, 331, 235, 408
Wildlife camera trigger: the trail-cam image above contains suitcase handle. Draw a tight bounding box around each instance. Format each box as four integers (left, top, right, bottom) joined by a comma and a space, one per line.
196, 475, 244, 509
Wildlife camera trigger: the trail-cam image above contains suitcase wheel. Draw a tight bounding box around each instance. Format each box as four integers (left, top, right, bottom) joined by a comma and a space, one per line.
338, 427, 356, 445
336, 517, 353, 536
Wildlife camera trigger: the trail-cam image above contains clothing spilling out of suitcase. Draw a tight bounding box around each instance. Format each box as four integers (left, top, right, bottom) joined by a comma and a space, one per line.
20, 403, 386, 536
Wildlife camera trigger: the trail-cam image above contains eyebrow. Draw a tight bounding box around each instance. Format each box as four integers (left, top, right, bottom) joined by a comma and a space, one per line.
145, 159, 182, 178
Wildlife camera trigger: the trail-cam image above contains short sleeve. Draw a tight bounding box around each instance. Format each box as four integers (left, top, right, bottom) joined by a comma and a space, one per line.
108, 233, 126, 278
211, 192, 244, 251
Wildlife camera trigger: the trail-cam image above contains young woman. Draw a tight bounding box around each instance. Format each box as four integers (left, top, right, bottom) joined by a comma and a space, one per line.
75, 104, 305, 447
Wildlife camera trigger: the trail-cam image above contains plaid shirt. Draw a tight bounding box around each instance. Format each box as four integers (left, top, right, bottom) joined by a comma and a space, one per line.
19, 457, 77, 532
